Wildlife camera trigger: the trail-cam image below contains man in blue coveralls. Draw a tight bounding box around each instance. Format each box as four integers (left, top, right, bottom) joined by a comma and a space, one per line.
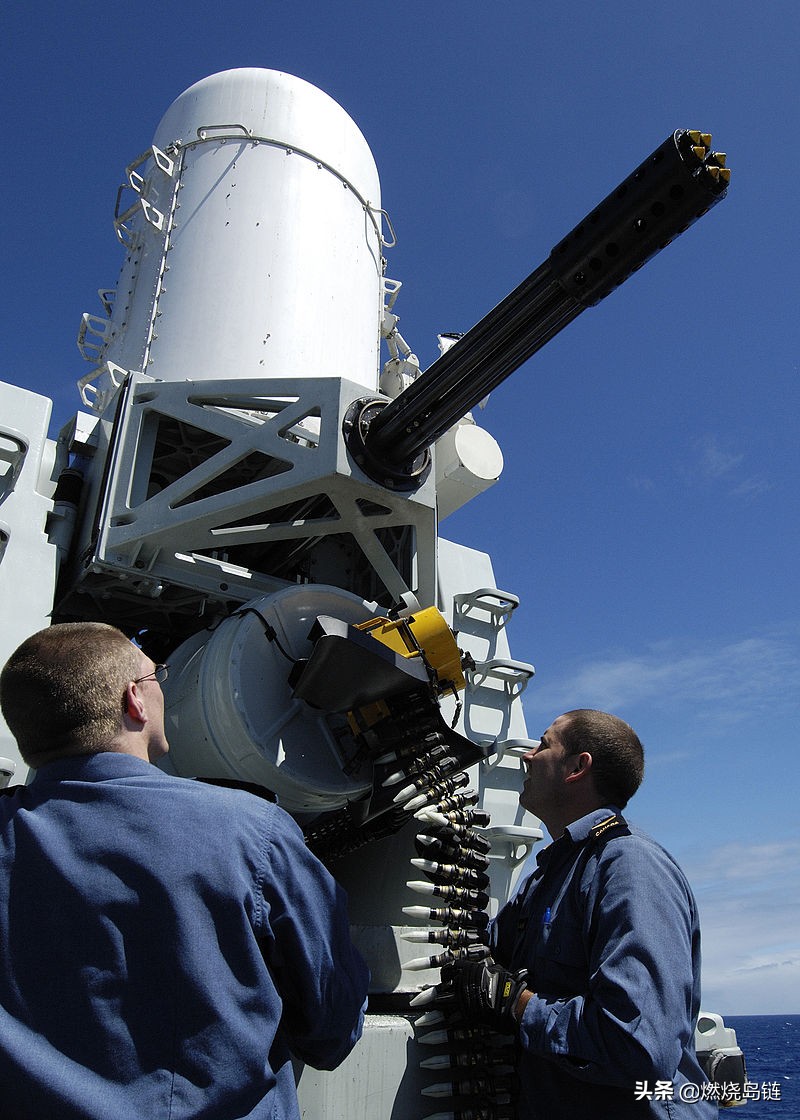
444, 709, 716, 1119
0, 622, 369, 1120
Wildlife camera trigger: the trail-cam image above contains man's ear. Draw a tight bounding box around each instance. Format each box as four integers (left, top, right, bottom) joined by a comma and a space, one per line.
564, 751, 592, 784
123, 681, 147, 726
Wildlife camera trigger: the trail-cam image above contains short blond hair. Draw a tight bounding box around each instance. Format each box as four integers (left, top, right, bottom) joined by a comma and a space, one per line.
0, 623, 141, 767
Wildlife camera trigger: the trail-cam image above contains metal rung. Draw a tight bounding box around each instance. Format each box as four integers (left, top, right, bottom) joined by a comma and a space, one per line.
98, 288, 116, 317
126, 145, 176, 185
453, 587, 520, 631
483, 824, 543, 865
196, 123, 252, 141
140, 197, 165, 230
367, 203, 397, 248
113, 198, 139, 247
0, 756, 16, 789
77, 361, 129, 409
485, 737, 540, 769
0, 429, 28, 499
77, 313, 112, 363
114, 144, 176, 248
466, 658, 535, 698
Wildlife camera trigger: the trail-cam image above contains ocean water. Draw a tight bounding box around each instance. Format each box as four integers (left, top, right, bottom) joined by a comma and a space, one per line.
725, 1015, 798, 1118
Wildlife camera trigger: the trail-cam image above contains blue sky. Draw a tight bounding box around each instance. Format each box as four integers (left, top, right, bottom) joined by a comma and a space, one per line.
3, 2, 798, 1014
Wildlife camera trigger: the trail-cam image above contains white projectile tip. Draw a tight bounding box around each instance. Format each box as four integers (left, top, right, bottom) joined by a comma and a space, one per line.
409, 986, 439, 1007
417, 1028, 449, 1046
406, 880, 435, 896
410, 857, 437, 873
403, 791, 433, 812
404, 955, 438, 971
413, 1010, 445, 1029
414, 809, 450, 825
402, 906, 432, 919
401, 930, 432, 943
420, 1054, 453, 1070
421, 1082, 455, 1098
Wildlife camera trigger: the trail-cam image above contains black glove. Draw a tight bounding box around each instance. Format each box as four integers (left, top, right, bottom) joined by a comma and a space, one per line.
441, 956, 528, 1031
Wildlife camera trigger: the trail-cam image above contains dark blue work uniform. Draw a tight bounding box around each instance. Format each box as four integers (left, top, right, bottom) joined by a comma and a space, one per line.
491, 807, 716, 1119
0, 753, 369, 1119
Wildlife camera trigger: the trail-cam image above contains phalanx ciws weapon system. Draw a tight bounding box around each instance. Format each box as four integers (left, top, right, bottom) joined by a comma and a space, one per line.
0, 69, 740, 1116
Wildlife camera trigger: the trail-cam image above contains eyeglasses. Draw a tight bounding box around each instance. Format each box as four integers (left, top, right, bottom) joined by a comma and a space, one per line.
133, 664, 169, 685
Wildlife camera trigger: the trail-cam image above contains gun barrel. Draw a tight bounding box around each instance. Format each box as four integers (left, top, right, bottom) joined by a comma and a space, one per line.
364, 130, 729, 470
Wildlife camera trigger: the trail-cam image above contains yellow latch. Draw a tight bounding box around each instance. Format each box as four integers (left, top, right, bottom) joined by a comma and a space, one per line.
355, 607, 465, 694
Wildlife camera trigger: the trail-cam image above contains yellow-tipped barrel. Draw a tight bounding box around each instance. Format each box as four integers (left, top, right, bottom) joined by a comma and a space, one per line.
357, 129, 730, 479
